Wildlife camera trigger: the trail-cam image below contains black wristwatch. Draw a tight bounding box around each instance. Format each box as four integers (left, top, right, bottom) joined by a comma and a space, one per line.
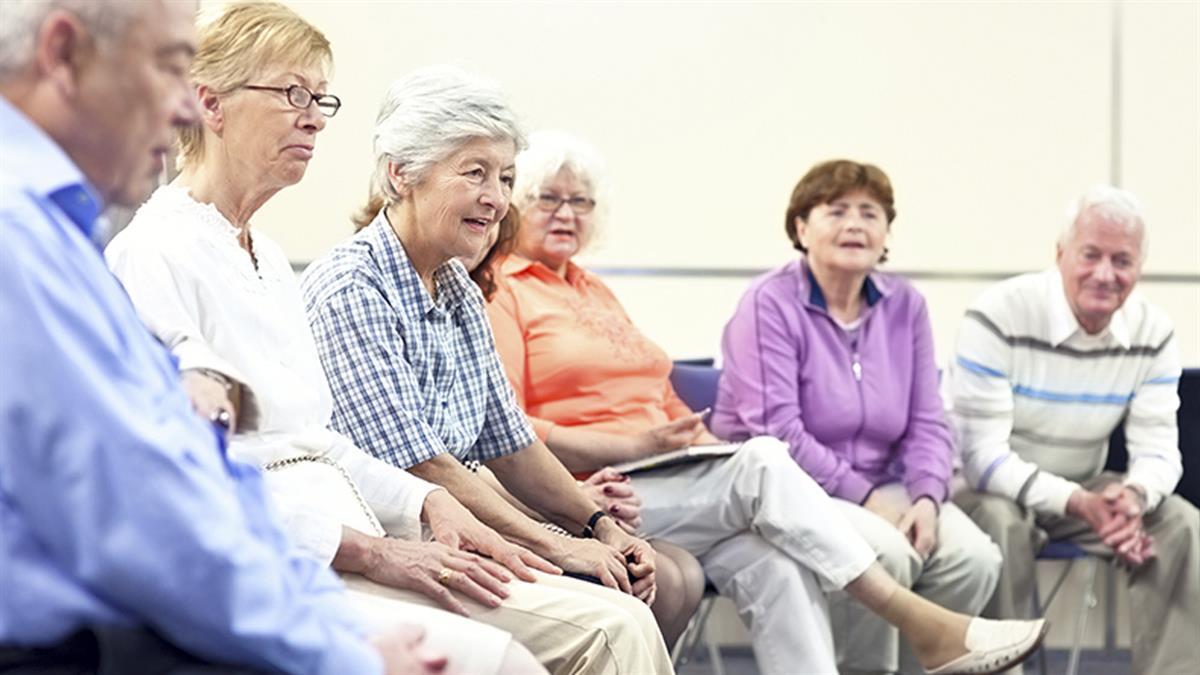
580, 510, 612, 538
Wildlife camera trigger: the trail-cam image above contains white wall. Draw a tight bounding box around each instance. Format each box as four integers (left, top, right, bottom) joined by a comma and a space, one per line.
243, 0, 1198, 364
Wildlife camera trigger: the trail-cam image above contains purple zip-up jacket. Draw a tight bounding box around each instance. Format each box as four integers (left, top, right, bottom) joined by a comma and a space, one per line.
712, 257, 953, 506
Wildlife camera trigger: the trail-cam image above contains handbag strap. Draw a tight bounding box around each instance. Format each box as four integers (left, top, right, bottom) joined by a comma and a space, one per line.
263, 454, 385, 537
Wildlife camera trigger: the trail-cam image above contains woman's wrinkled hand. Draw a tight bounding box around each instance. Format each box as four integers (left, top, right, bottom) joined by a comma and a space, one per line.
862, 490, 905, 527
553, 536, 635, 595
580, 468, 643, 532
180, 369, 237, 433
364, 537, 513, 617
422, 490, 561, 581
633, 413, 708, 456
897, 497, 939, 559
595, 517, 658, 606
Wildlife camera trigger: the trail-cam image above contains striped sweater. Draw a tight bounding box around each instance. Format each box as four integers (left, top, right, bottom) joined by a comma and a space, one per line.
950, 268, 1181, 515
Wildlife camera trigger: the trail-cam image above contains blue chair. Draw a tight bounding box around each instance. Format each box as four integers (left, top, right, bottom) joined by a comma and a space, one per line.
669, 362, 722, 413
668, 362, 727, 673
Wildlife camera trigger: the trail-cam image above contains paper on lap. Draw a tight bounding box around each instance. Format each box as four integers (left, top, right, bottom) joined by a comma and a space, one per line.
609, 443, 743, 475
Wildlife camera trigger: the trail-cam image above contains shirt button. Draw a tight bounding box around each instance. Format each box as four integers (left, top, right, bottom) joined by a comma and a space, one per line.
441, 401, 448, 408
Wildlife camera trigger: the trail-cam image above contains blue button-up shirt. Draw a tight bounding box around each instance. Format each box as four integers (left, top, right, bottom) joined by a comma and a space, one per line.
301, 211, 535, 470
0, 97, 380, 674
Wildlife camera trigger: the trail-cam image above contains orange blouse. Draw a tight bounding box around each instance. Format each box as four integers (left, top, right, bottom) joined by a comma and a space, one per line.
486, 255, 693, 442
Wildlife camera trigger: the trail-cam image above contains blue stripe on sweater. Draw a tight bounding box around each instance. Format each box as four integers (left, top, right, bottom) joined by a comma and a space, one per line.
1144, 375, 1180, 386
956, 355, 1007, 378
1011, 384, 1134, 406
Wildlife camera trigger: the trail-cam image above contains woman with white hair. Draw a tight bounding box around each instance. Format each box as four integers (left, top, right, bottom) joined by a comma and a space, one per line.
300, 67, 674, 673
482, 129, 1049, 675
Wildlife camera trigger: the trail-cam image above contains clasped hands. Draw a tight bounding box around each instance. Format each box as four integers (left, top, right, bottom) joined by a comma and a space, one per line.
1067, 483, 1156, 567
555, 513, 658, 606
863, 489, 940, 560
417, 490, 657, 610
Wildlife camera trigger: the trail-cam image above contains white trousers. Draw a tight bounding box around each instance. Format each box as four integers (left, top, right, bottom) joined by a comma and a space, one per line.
830, 484, 1002, 674
633, 436, 877, 675
343, 570, 672, 675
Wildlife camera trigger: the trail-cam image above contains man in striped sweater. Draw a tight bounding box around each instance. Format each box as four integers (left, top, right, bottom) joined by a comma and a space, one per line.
950, 185, 1198, 674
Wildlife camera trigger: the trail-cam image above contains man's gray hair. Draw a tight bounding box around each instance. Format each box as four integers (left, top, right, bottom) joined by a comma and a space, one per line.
1060, 184, 1147, 253
0, 0, 142, 78
513, 129, 609, 251
370, 66, 524, 204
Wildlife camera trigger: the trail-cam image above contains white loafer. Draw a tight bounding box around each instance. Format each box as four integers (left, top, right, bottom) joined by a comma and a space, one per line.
925, 617, 1049, 675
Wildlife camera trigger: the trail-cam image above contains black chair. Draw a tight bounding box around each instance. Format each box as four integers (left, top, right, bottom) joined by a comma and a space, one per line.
1103, 367, 1200, 508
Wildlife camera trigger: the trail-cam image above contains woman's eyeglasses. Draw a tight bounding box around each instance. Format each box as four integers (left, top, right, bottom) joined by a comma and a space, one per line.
242, 84, 341, 117
536, 194, 596, 214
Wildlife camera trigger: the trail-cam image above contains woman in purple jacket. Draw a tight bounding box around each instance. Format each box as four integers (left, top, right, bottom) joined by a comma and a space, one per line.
714, 160, 1004, 675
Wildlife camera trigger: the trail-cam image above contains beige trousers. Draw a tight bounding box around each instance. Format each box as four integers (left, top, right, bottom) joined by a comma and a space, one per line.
342, 570, 673, 675
956, 472, 1200, 675
831, 484, 1003, 674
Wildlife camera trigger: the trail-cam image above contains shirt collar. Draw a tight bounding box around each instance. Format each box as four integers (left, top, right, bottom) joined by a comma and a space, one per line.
0, 96, 104, 238
368, 209, 475, 320
798, 256, 889, 311
501, 254, 586, 287
1044, 267, 1131, 348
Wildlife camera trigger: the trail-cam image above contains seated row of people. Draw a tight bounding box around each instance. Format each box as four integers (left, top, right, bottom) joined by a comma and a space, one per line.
99, 5, 1046, 668
469, 131, 1199, 675
4, 1, 1191, 674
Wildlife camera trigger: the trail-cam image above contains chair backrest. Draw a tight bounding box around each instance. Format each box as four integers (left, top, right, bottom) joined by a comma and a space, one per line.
669, 363, 722, 413
1105, 367, 1200, 508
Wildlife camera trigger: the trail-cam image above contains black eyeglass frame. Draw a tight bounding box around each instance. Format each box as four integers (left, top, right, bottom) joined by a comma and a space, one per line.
535, 193, 597, 214
242, 84, 341, 117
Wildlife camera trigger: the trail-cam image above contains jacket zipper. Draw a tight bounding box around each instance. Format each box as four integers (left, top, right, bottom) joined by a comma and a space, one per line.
850, 335, 866, 467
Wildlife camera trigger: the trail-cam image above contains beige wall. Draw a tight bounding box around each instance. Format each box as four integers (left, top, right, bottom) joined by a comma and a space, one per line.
242, 0, 1197, 363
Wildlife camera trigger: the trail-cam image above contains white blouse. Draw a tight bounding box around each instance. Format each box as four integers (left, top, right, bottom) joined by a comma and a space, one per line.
107, 184, 437, 564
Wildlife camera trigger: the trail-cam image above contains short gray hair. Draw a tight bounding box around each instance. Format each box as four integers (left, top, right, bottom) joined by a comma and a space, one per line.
0, 0, 142, 78
513, 129, 609, 250
369, 66, 524, 205
1060, 184, 1147, 254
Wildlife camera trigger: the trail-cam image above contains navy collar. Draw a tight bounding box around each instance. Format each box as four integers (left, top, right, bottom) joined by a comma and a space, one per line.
804, 263, 884, 310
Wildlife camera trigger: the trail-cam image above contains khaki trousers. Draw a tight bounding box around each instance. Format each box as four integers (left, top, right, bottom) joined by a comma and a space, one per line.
955, 472, 1200, 675
343, 570, 674, 675
830, 484, 1003, 674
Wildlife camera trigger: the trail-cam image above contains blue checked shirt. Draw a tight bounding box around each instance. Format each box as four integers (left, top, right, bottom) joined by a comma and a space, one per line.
0, 97, 379, 674
301, 211, 536, 470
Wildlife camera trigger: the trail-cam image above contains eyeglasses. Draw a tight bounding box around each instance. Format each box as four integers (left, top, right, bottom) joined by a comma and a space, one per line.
536, 193, 596, 214
242, 84, 342, 117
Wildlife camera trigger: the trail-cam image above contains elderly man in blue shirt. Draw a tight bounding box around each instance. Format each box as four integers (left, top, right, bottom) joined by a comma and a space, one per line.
0, 2, 438, 673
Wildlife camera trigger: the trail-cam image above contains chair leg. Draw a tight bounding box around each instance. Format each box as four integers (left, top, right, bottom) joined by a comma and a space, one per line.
706, 633, 725, 675
1035, 558, 1077, 675
1034, 574, 1048, 675
1065, 558, 1100, 675
673, 595, 717, 667
1104, 560, 1118, 654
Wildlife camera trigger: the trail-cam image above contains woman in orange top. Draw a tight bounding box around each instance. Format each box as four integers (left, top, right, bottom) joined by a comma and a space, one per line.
481, 130, 1047, 675
460, 204, 706, 649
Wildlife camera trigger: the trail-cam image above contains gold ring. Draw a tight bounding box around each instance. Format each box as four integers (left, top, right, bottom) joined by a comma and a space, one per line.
438, 567, 454, 586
